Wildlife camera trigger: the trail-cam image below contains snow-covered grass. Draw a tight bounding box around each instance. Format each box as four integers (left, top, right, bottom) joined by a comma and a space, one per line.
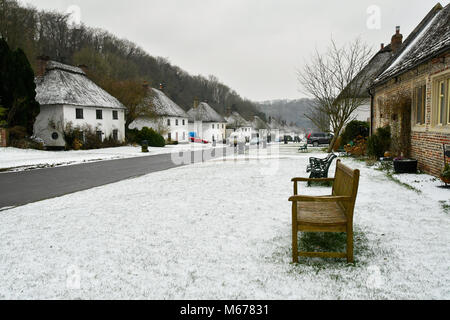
0, 151, 449, 299
0, 143, 220, 172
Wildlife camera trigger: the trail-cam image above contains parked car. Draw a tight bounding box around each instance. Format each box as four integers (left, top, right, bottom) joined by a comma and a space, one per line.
307, 132, 333, 147
190, 137, 209, 144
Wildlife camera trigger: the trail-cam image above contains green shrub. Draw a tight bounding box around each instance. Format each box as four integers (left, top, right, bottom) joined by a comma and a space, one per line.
442, 163, 450, 179
341, 120, 369, 147
127, 127, 165, 147
8, 126, 44, 149
8, 126, 28, 141
367, 126, 391, 158
63, 123, 123, 150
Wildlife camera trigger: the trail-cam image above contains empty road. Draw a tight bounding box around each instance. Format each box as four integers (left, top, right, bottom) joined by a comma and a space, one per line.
0, 147, 232, 209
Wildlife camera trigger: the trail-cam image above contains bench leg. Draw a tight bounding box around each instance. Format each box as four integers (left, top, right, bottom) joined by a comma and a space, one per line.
292, 229, 298, 263
346, 229, 354, 263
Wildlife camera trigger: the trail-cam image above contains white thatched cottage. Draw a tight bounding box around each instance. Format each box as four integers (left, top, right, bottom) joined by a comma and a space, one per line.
251, 116, 270, 141
225, 111, 252, 142
33, 59, 126, 148
129, 86, 189, 142
187, 100, 226, 142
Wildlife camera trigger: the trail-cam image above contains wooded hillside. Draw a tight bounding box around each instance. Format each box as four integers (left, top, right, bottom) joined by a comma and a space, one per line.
0, 0, 266, 120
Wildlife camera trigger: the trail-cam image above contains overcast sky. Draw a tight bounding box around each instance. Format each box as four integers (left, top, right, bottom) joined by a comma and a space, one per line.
20, 0, 446, 101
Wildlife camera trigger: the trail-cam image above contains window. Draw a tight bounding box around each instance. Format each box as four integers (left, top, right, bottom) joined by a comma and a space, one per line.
96, 131, 103, 141
76, 108, 83, 119
222, 124, 224, 129
434, 76, 450, 126
438, 80, 445, 125
113, 110, 118, 120
182, 120, 185, 125
183, 132, 185, 140
96, 110, 103, 120
168, 132, 172, 141
176, 119, 179, 126
113, 129, 118, 141
414, 85, 426, 125
167, 119, 171, 126
448, 79, 450, 124
212, 124, 215, 129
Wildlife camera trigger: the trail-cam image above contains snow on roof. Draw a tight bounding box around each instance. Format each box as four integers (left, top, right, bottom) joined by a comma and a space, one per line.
267, 118, 283, 130
35, 61, 125, 109
144, 88, 188, 118
347, 45, 393, 97
252, 116, 269, 130
187, 102, 226, 123
375, 3, 449, 84
225, 112, 251, 128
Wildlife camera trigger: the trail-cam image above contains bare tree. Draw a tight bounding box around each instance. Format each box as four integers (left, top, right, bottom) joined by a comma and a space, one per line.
298, 38, 373, 152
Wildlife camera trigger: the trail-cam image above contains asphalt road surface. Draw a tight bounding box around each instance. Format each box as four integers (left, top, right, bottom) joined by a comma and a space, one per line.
0, 147, 232, 209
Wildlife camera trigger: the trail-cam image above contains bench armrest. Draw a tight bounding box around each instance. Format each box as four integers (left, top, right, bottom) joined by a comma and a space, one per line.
289, 195, 352, 202
292, 178, 335, 182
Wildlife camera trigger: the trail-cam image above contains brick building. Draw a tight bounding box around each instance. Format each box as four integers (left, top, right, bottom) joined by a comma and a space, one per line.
370, 3, 450, 177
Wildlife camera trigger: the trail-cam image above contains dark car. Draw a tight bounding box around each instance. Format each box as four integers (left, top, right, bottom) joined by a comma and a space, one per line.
307, 133, 333, 147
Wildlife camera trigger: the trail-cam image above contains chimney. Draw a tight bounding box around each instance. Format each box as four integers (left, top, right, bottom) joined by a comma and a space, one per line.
142, 81, 150, 90
159, 83, 164, 91
380, 43, 384, 50
36, 55, 50, 77
391, 26, 403, 53
77, 64, 88, 74
193, 97, 199, 109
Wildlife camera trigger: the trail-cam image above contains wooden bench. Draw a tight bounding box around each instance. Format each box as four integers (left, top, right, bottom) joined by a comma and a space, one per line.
289, 160, 360, 263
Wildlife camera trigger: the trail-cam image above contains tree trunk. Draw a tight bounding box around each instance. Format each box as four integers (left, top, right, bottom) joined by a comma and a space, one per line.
327, 126, 342, 153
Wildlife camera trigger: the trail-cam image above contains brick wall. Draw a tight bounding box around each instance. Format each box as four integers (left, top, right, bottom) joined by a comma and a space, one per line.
0, 128, 8, 147
372, 52, 450, 177
411, 131, 450, 176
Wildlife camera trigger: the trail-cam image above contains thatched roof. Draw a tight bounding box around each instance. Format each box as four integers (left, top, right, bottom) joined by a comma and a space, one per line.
143, 88, 188, 118
35, 61, 125, 109
374, 3, 450, 85
225, 111, 251, 129
251, 116, 269, 130
187, 102, 226, 123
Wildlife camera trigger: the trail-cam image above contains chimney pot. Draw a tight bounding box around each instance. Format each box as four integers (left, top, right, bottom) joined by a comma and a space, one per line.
36, 55, 50, 77
381, 43, 384, 50
391, 26, 403, 53
159, 83, 164, 91
77, 64, 88, 74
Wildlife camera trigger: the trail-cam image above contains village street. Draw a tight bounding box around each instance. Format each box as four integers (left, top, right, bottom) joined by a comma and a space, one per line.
0, 147, 448, 299
0, 145, 234, 209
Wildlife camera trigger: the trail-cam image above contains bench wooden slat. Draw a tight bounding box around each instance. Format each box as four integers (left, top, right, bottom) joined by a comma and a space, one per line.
298, 252, 347, 259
